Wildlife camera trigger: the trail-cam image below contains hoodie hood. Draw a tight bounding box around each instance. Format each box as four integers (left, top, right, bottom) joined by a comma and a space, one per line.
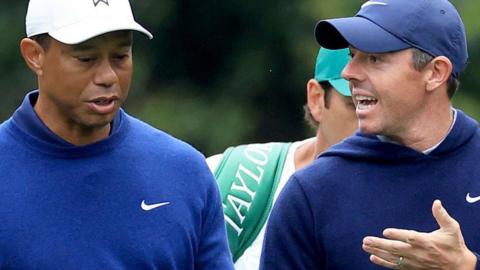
321, 110, 479, 162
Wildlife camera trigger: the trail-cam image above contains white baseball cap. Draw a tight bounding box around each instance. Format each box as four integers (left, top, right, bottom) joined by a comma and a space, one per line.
25, 0, 153, 45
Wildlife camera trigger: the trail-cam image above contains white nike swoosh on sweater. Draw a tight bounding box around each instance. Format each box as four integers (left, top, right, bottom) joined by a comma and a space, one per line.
141, 200, 170, 211
466, 193, 480, 204
361, 1, 387, 9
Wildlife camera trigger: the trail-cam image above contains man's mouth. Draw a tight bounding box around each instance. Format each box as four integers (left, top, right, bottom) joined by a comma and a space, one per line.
87, 96, 119, 114
355, 95, 378, 110
91, 97, 116, 106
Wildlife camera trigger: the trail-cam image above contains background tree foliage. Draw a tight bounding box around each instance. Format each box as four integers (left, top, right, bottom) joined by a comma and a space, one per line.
1, 0, 479, 155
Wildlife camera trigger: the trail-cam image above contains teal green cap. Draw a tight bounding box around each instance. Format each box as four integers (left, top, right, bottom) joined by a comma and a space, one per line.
314, 48, 351, 96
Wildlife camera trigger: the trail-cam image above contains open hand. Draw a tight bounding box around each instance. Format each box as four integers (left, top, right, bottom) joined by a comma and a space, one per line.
362, 200, 477, 270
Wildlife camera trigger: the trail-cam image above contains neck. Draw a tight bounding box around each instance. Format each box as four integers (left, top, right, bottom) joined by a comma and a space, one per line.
386, 104, 453, 152
34, 98, 111, 146
294, 135, 329, 170
51, 124, 111, 146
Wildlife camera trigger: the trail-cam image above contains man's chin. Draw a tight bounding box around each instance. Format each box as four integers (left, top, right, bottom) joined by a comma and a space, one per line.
358, 124, 380, 135
83, 114, 116, 130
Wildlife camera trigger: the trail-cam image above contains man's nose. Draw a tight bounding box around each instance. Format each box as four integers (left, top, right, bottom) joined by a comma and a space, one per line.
342, 59, 356, 82
93, 59, 118, 88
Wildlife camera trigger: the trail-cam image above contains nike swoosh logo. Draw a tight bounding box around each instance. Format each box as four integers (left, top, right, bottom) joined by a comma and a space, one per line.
466, 193, 480, 204
141, 200, 170, 211
361, 1, 387, 8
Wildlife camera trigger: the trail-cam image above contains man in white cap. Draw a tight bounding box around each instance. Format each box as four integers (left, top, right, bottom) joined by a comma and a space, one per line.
260, 0, 480, 269
0, 0, 233, 269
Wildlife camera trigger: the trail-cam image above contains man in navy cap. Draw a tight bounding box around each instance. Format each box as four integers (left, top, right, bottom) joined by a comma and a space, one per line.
260, 0, 480, 269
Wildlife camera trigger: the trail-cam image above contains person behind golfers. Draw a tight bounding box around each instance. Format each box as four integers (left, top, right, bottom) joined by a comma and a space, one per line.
260, 0, 480, 269
208, 47, 357, 270
0, 0, 233, 269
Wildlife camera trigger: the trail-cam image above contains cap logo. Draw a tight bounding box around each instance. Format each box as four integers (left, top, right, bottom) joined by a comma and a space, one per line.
93, 0, 109, 7
361, 1, 387, 9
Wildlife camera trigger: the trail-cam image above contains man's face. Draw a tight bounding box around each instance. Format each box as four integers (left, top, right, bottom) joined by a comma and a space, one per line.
37, 31, 133, 133
343, 48, 426, 138
322, 89, 357, 145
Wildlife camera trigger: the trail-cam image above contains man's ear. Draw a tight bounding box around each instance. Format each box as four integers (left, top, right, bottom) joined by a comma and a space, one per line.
20, 38, 45, 76
307, 79, 326, 123
424, 56, 453, 92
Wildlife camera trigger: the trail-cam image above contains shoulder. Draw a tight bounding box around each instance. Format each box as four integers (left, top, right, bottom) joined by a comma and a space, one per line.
124, 114, 204, 157
120, 114, 211, 182
0, 119, 19, 147
295, 154, 344, 181
289, 154, 352, 199
0, 119, 11, 138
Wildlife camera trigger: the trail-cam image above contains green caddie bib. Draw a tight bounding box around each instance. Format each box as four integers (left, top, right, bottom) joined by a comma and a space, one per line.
214, 142, 291, 262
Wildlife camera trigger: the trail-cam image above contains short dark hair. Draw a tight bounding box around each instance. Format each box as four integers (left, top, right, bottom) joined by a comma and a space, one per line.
303, 80, 333, 128
411, 48, 459, 99
29, 34, 52, 51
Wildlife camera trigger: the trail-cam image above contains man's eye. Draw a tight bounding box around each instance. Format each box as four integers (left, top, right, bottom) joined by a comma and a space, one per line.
77, 56, 95, 62
115, 54, 129, 60
368, 55, 378, 63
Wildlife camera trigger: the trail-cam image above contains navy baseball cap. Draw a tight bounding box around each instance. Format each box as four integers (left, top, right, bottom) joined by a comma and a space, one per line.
314, 0, 468, 77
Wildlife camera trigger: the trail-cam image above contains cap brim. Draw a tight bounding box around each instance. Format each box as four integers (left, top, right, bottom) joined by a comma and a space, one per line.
329, 78, 351, 97
49, 17, 153, 45
315, 17, 410, 53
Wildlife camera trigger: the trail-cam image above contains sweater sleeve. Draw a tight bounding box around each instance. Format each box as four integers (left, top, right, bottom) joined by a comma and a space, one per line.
195, 169, 234, 270
260, 175, 322, 269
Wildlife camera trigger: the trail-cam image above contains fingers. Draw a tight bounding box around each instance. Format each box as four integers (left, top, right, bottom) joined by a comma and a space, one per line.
363, 236, 406, 250
368, 254, 400, 269
382, 228, 420, 245
363, 236, 410, 256
363, 238, 411, 269
432, 199, 458, 230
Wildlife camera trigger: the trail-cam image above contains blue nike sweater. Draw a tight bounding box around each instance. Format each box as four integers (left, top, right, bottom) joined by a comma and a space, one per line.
0, 91, 234, 270
260, 110, 480, 269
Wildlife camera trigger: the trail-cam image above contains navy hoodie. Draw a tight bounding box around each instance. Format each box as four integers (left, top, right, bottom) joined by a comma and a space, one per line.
260, 110, 480, 269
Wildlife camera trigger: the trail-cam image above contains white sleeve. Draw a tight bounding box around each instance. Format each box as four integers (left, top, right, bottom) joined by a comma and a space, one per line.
206, 154, 224, 173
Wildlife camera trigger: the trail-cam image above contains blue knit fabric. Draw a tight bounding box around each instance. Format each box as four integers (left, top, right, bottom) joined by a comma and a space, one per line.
261, 110, 480, 269
0, 91, 234, 270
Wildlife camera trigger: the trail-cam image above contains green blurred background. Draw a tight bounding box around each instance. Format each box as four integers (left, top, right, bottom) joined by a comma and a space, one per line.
1, 1, 479, 155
